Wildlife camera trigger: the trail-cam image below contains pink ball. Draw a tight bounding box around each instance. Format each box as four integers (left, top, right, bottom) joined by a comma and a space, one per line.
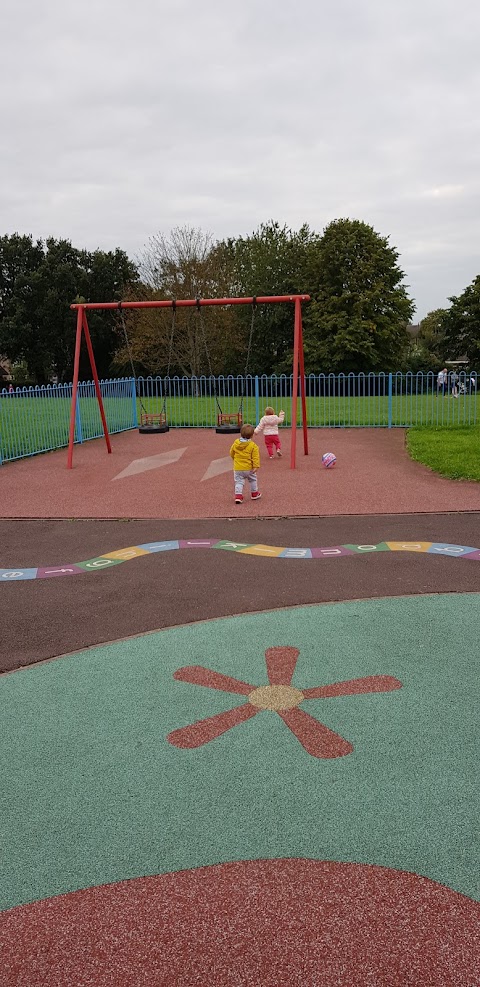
322, 452, 336, 468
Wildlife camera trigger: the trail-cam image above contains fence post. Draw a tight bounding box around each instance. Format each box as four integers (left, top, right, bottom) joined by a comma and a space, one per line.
75, 388, 84, 443
131, 377, 138, 428
255, 375, 259, 423
388, 373, 393, 428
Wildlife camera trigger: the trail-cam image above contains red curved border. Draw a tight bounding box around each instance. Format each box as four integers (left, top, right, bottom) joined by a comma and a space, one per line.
1, 859, 479, 986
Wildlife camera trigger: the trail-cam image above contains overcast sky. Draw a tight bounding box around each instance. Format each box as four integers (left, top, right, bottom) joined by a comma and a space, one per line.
1, 0, 479, 319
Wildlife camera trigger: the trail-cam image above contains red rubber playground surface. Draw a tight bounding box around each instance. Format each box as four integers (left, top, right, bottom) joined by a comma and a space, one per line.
0, 426, 479, 518
0, 428, 479, 986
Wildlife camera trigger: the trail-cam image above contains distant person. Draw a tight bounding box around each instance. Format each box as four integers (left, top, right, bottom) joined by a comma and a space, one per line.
437, 368, 447, 397
451, 371, 459, 398
229, 424, 261, 505
254, 406, 285, 459
8, 383, 14, 393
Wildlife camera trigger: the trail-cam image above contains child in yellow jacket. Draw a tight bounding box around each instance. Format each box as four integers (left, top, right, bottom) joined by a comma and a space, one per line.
229, 424, 261, 505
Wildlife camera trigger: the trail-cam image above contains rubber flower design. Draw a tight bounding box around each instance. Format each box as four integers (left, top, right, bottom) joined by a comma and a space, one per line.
167, 647, 402, 759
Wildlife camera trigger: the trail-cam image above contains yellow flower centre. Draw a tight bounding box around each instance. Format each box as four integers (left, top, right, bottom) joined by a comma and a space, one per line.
248, 684, 304, 711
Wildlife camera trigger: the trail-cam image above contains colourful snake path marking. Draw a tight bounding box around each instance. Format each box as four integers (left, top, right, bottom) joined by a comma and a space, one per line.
2, 538, 480, 580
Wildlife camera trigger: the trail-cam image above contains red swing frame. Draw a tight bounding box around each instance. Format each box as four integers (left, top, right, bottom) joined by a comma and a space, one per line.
67, 294, 310, 470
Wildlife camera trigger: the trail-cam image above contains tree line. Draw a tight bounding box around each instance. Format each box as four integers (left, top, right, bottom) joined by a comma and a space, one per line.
0, 222, 478, 386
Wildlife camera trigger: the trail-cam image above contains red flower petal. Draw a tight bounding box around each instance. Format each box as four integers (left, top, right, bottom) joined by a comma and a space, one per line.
173, 665, 255, 694
167, 703, 259, 749
303, 675, 402, 699
265, 647, 300, 686
278, 707, 353, 758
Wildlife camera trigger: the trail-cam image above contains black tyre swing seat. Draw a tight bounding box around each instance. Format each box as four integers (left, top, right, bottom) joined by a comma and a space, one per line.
215, 412, 242, 435
138, 412, 169, 434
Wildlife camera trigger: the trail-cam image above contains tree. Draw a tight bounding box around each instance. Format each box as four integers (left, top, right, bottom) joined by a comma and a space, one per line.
304, 219, 414, 373
0, 234, 137, 383
403, 308, 449, 373
443, 275, 480, 366
116, 227, 240, 377
225, 222, 321, 374
0, 234, 46, 382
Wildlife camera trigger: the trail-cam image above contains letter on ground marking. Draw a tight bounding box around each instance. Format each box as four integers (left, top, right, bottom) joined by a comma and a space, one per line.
137, 542, 180, 553
386, 542, 432, 552
103, 547, 150, 560
0, 569, 38, 580
427, 543, 477, 556
280, 548, 313, 559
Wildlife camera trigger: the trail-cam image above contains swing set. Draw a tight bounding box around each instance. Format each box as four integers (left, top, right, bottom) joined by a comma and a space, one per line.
67, 294, 310, 470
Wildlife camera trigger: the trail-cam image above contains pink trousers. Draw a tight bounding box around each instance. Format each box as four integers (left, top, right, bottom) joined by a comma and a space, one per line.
265, 434, 281, 456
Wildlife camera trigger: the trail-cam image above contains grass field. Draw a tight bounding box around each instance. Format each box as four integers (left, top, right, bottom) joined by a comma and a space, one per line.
406, 426, 480, 481
1, 392, 479, 468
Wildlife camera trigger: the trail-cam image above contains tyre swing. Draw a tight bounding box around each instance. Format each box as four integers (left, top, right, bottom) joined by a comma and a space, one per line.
119, 301, 177, 434
196, 296, 258, 435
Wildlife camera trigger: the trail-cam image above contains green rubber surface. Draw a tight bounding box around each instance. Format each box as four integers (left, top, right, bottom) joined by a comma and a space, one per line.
1, 594, 478, 911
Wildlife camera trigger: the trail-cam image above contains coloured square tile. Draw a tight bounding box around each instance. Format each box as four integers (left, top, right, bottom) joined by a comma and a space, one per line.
37, 566, 84, 578
427, 543, 478, 557
239, 544, 286, 557
76, 556, 125, 571
280, 548, 313, 559
213, 541, 254, 552
310, 546, 355, 558
344, 543, 391, 553
462, 550, 480, 560
385, 542, 433, 553
103, 546, 150, 561
137, 541, 180, 553
0, 568, 38, 580
179, 540, 220, 549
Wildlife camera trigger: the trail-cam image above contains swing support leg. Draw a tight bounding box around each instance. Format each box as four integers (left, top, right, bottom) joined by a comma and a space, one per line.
67, 307, 111, 469
290, 298, 308, 469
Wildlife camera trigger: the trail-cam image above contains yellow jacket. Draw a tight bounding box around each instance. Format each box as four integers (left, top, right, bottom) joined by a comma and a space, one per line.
229, 438, 260, 471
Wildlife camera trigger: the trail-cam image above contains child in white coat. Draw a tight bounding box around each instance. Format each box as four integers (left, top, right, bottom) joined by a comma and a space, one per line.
254, 407, 285, 458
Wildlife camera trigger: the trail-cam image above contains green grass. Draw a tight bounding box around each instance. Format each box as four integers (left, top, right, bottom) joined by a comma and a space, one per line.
1, 391, 479, 462
407, 426, 480, 481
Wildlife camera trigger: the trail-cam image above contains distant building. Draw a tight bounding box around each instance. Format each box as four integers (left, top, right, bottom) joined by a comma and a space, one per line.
0, 359, 12, 382
406, 324, 420, 338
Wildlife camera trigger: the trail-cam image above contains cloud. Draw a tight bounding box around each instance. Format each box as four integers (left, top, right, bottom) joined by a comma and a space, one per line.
424, 186, 465, 199
1, 0, 480, 318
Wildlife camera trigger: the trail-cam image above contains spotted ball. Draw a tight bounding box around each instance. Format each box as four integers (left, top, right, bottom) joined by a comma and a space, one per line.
322, 452, 336, 468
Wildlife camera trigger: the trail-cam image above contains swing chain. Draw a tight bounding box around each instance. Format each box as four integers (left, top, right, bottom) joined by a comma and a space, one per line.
196, 296, 224, 416
161, 300, 177, 416
238, 296, 257, 416
118, 302, 148, 415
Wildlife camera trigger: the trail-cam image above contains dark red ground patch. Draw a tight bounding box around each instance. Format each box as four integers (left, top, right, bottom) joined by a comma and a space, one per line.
2, 859, 479, 986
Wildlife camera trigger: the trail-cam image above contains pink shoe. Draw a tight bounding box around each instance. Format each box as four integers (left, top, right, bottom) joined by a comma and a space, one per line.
251, 490, 262, 500
276, 449, 282, 457
269, 455, 274, 459
235, 494, 243, 504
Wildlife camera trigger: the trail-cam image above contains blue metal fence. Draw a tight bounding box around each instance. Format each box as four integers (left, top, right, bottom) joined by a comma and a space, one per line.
0, 378, 135, 464
0, 371, 477, 464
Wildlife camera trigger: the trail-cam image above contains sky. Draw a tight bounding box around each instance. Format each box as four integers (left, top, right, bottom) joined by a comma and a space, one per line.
1, 0, 479, 320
